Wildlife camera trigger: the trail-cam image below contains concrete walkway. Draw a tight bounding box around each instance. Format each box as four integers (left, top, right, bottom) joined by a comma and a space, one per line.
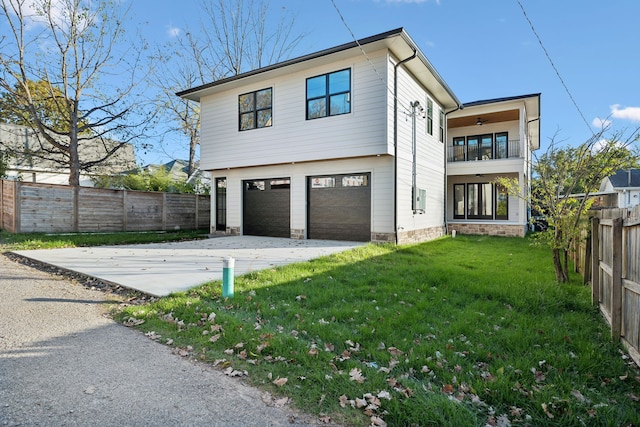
12, 236, 365, 297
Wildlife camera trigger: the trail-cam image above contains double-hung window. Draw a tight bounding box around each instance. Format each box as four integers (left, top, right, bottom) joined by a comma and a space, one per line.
239, 88, 272, 131
439, 109, 445, 142
306, 69, 351, 120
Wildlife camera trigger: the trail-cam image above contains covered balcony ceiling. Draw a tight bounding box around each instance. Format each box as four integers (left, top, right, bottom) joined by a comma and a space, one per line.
448, 109, 519, 129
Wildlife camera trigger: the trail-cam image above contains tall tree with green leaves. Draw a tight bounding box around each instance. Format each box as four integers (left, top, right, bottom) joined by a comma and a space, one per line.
153, 0, 304, 177
498, 129, 639, 282
0, 0, 154, 186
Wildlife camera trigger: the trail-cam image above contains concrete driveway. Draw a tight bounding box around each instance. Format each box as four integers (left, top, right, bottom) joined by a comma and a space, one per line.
12, 236, 365, 297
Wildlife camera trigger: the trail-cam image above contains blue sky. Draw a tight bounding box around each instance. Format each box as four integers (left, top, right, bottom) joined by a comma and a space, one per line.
126, 1, 640, 164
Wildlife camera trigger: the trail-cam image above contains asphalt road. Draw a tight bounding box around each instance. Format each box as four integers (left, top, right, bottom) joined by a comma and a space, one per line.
0, 254, 319, 427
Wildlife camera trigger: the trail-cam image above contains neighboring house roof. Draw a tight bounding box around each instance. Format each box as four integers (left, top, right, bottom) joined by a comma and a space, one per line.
604, 169, 640, 189
177, 27, 462, 111
0, 122, 136, 175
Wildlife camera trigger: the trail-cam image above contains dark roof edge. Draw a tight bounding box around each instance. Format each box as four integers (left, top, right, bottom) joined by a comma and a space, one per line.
462, 93, 541, 108
176, 28, 407, 98
399, 31, 461, 107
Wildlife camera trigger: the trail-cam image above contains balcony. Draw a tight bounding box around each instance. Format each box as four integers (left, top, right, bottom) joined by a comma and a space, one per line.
447, 139, 521, 162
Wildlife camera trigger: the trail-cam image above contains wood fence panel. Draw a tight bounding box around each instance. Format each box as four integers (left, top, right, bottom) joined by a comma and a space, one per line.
1, 180, 16, 232
125, 191, 164, 231
592, 206, 640, 367
77, 187, 125, 232
165, 193, 196, 231
197, 195, 210, 230
19, 183, 75, 233
0, 179, 210, 233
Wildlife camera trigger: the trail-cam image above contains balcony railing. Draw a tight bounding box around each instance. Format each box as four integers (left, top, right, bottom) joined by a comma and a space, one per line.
447, 139, 521, 162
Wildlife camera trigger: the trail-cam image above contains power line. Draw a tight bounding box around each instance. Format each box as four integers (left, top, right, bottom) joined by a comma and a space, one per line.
328, 0, 411, 113
516, 0, 594, 135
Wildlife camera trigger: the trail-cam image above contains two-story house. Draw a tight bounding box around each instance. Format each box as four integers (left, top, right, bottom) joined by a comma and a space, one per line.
178, 28, 540, 243
446, 94, 540, 237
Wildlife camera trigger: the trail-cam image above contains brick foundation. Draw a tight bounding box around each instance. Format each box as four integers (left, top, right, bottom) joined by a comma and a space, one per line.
396, 226, 445, 245
371, 232, 395, 243
290, 229, 305, 239
448, 223, 526, 238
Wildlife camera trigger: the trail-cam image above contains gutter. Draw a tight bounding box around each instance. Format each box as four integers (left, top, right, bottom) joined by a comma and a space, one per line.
393, 49, 417, 244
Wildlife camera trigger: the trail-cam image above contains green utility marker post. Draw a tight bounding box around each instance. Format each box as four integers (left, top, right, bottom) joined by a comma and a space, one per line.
222, 257, 235, 298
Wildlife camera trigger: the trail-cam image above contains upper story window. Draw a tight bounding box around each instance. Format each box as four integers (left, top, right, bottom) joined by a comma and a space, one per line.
239, 88, 272, 131
426, 98, 433, 135
306, 69, 351, 120
439, 109, 445, 142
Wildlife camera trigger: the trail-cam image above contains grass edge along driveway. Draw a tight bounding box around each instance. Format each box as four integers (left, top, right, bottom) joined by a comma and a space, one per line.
116, 235, 640, 427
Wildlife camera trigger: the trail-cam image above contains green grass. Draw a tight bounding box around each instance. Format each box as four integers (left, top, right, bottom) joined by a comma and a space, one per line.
0, 229, 209, 251
113, 235, 639, 426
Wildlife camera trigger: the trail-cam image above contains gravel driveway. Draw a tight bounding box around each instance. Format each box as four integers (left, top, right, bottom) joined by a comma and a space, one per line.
0, 254, 318, 426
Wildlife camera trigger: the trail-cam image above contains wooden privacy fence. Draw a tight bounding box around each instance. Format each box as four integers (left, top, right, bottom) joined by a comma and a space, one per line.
0, 180, 210, 233
591, 205, 640, 367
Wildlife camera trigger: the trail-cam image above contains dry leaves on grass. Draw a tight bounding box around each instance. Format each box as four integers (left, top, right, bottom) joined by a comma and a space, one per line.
272, 377, 288, 387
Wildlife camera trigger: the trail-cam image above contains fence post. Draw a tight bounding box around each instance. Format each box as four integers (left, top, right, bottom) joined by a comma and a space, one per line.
14, 180, 21, 233
591, 216, 600, 305
611, 217, 623, 339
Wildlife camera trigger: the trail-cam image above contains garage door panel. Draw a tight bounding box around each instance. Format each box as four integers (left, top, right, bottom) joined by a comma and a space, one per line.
243, 178, 290, 238
308, 173, 371, 242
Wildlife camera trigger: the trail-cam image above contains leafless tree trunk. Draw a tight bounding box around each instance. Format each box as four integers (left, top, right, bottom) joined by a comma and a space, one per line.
0, 0, 154, 186
154, 0, 304, 177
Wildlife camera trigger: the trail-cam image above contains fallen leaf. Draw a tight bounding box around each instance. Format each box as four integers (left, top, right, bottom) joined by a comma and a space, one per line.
273, 397, 289, 407
209, 333, 221, 343
388, 347, 404, 356
377, 390, 392, 400
541, 403, 554, 419
571, 389, 585, 403
273, 377, 288, 387
318, 415, 331, 424
349, 368, 366, 383
338, 394, 349, 408
355, 397, 367, 408
370, 415, 387, 426
442, 384, 454, 394
308, 347, 319, 357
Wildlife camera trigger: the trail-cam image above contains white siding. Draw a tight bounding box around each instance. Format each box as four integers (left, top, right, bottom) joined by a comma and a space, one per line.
209, 157, 395, 237
200, 50, 391, 171
393, 65, 446, 233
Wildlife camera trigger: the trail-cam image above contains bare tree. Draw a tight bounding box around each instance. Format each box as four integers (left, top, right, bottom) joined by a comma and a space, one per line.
0, 0, 154, 186
497, 128, 639, 282
154, 0, 304, 177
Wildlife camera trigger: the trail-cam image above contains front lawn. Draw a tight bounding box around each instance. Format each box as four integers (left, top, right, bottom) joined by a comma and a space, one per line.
115, 235, 640, 426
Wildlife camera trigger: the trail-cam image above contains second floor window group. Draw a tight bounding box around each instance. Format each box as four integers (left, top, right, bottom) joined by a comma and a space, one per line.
238, 69, 352, 131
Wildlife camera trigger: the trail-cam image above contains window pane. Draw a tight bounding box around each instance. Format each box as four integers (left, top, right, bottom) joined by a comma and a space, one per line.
239, 93, 254, 113
342, 175, 368, 187
453, 137, 465, 161
240, 112, 255, 130
467, 184, 478, 217
496, 186, 508, 219
480, 135, 493, 160
496, 133, 508, 159
481, 183, 493, 217
329, 93, 350, 116
329, 69, 350, 94
256, 88, 272, 109
307, 75, 326, 98
454, 184, 465, 218
467, 137, 479, 160
246, 181, 265, 191
307, 98, 326, 119
257, 110, 272, 128
311, 177, 335, 188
